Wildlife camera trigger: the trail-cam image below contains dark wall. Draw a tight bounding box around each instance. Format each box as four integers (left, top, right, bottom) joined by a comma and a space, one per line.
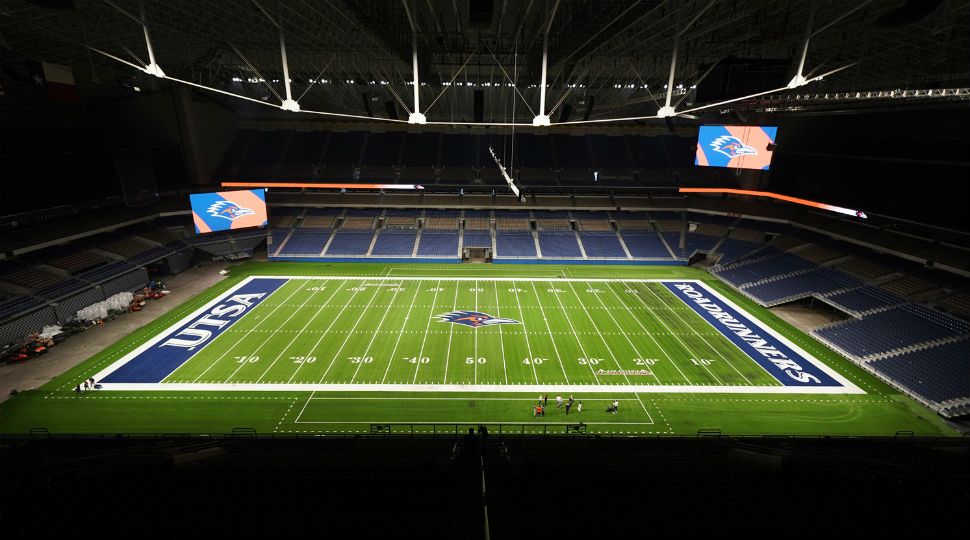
766, 105, 970, 230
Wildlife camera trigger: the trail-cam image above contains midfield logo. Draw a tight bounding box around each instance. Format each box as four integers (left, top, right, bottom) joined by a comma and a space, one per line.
436, 311, 520, 328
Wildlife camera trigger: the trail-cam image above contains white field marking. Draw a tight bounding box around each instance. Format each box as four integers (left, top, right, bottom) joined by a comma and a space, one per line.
633, 393, 655, 423
642, 282, 754, 385
566, 280, 633, 386
223, 280, 324, 383
412, 280, 442, 384
286, 280, 357, 383
240, 276, 691, 282
548, 281, 602, 385
316, 279, 387, 384
380, 279, 423, 384
628, 282, 723, 385
306, 397, 642, 401
257, 281, 346, 382
304, 280, 372, 384
529, 281, 571, 384
90, 382, 866, 394
512, 280, 539, 385
680, 280, 860, 391
493, 281, 508, 385
474, 279, 479, 385
350, 276, 403, 383
579, 280, 660, 384
443, 283, 459, 384
191, 279, 310, 383
294, 390, 316, 425
91, 276, 265, 384
603, 281, 693, 384
293, 420, 657, 425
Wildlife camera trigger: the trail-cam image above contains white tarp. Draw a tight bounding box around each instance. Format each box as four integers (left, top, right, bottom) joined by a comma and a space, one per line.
76, 292, 134, 321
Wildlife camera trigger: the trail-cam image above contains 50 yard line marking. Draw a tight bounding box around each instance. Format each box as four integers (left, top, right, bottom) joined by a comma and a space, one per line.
443, 283, 459, 384
474, 279, 479, 385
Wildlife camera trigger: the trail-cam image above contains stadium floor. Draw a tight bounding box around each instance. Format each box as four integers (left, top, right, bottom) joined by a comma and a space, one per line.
0, 263, 956, 437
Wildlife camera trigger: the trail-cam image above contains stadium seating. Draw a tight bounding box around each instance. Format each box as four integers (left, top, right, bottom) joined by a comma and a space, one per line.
822, 286, 905, 315
620, 232, 672, 258
537, 231, 583, 258
279, 229, 331, 255
325, 229, 374, 256
744, 268, 859, 305
715, 254, 817, 287
463, 230, 492, 248
495, 231, 537, 258
370, 230, 417, 256
869, 339, 970, 408
578, 232, 627, 258
813, 304, 970, 358
417, 231, 458, 257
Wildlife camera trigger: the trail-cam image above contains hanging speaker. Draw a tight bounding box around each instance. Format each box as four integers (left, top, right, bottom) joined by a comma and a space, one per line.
558, 103, 572, 123
474, 90, 484, 123
582, 96, 595, 120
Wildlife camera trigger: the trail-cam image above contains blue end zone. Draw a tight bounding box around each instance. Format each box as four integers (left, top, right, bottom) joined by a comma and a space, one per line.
663, 281, 841, 387
101, 278, 287, 383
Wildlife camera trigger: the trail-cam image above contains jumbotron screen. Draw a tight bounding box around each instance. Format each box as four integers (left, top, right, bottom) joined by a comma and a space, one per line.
189, 189, 268, 234
695, 125, 778, 170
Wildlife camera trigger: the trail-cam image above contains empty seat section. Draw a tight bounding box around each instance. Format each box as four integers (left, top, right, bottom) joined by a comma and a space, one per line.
279, 229, 331, 255
371, 230, 417, 256
418, 231, 459, 257
538, 231, 582, 258
496, 232, 536, 257
579, 232, 626, 258
620, 232, 671, 258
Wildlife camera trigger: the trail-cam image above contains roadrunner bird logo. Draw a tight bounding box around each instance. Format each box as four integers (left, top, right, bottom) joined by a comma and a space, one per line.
436, 311, 520, 328
709, 135, 758, 159
206, 200, 255, 221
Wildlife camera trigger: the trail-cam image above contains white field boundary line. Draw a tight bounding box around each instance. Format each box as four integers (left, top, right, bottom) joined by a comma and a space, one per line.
94, 276, 861, 395
682, 280, 862, 393
293, 421, 658, 425
92, 275, 257, 384
97, 383, 864, 394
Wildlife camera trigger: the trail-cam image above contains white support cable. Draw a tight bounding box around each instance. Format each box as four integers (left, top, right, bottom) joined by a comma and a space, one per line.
228, 42, 283, 103
424, 46, 479, 114
295, 56, 335, 102
484, 44, 536, 117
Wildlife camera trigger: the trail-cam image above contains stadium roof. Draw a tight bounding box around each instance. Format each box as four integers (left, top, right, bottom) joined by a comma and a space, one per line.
1, 0, 968, 124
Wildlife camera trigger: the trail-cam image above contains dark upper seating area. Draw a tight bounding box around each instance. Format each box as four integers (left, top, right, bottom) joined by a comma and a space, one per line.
216, 129, 706, 188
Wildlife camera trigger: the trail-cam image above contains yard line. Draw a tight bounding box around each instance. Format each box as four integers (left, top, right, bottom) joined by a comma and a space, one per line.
293, 390, 316, 424
512, 281, 539, 384
641, 282, 755, 385
529, 281, 570, 384
286, 280, 368, 383
631, 282, 723, 385
474, 279, 479, 384
565, 281, 635, 385
577, 280, 662, 384
191, 279, 309, 383
603, 282, 693, 384
412, 280, 443, 384
547, 281, 601, 385
493, 281, 508, 384
317, 279, 388, 383
253, 283, 345, 382
633, 393, 655, 423
350, 277, 403, 383
380, 279, 423, 384
442, 283, 459, 384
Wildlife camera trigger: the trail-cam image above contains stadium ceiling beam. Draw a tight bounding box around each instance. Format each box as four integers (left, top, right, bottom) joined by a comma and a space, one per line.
532, 0, 560, 127
656, 0, 717, 118
789, 0, 875, 88
402, 0, 425, 124
102, 0, 164, 78
250, 0, 300, 112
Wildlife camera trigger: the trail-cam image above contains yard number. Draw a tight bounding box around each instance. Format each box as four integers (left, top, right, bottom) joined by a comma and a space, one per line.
634, 358, 658, 366
406, 356, 430, 364
234, 356, 259, 363
577, 357, 602, 365
291, 356, 316, 364
691, 358, 714, 366
349, 356, 373, 364
522, 357, 546, 365
466, 357, 487, 364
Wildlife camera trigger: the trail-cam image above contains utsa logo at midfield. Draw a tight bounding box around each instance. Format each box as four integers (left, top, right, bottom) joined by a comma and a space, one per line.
709, 135, 757, 158
436, 311, 520, 328
206, 200, 255, 221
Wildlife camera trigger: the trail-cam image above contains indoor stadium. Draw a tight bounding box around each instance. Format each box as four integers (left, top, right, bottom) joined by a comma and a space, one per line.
1, 0, 968, 535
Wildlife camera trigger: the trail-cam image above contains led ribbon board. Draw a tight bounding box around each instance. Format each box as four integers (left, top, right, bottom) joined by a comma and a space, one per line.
679, 188, 867, 218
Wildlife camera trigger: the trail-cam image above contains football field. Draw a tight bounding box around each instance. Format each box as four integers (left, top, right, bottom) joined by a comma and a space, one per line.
0, 263, 956, 437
